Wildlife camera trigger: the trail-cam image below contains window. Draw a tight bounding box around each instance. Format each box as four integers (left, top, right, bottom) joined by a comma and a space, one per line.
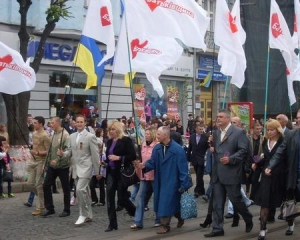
49, 71, 97, 118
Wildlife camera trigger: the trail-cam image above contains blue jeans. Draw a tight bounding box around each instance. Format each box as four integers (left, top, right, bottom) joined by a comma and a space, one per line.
130, 183, 140, 203
28, 192, 35, 205
134, 180, 160, 227
227, 187, 252, 214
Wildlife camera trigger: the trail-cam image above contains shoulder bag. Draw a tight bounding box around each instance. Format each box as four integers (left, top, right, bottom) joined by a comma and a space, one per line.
3, 170, 14, 182
120, 157, 139, 188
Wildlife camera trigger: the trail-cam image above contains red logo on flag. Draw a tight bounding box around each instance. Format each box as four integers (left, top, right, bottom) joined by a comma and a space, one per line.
131, 38, 162, 59
271, 13, 283, 38
229, 13, 238, 33
100, 6, 111, 26
145, 0, 166, 11
0, 55, 13, 71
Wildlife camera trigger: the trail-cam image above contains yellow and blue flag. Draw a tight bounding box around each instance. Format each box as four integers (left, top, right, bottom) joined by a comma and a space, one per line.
200, 70, 212, 88
74, 35, 105, 89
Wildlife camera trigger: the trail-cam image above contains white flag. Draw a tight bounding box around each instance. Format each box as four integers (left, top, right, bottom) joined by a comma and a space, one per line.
294, 0, 300, 44
287, 74, 297, 105
113, 19, 183, 97
125, 0, 209, 50
215, 0, 246, 88
83, 0, 115, 66
0, 42, 36, 95
269, 0, 294, 73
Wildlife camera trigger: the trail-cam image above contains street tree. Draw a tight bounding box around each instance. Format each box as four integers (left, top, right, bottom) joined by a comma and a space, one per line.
2, 0, 70, 145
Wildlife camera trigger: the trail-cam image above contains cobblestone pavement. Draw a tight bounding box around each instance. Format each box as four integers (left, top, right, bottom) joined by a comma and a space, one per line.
1, 175, 299, 240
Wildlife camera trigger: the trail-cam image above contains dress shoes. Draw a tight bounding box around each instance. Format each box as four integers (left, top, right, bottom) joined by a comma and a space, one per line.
116, 206, 124, 211
204, 230, 224, 238
75, 216, 92, 225
24, 202, 32, 207
224, 213, 234, 219
40, 209, 55, 217
105, 225, 118, 232
245, 221, 253, 233
59, 211, 70, 217
231, 215, 240, 227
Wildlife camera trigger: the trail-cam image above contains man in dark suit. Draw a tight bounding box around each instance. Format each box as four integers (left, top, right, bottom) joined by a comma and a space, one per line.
204, 110, 253, 238
187, 124, 209, 197
170, 123, 182, 145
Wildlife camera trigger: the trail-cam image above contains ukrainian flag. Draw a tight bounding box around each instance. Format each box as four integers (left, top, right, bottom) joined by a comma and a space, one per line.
74, 35, 105, 89
200, 70, 212, 88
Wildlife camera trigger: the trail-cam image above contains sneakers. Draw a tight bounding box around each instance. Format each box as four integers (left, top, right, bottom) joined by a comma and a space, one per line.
8, 193, 14, 198
0, 193, 7, 199
32, 209, 43, 216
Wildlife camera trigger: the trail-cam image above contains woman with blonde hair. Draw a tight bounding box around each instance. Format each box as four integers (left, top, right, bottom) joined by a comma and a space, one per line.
253, 119, 286, 240
130, 127, 161, 230
104, 120, 136, 232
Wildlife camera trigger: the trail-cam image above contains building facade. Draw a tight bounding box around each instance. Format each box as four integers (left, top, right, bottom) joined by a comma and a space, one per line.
0, 0, 226, 127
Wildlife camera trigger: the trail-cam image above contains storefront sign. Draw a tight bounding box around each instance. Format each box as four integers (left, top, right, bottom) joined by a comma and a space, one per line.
197, 69, 226, 82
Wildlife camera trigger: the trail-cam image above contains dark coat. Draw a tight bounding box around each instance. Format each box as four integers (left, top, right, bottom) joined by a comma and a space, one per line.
187, 133, 209, 166
268, 129, 300, 192
145, 140, 191, 217
170, 130, 182, 145
105, 136, 136, 173
212, 124, 249, 185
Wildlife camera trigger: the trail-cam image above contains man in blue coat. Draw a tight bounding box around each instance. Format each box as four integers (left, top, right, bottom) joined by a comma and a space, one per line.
142, 126, 192, 234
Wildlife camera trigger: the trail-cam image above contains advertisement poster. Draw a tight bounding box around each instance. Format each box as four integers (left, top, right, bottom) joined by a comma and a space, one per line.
134, 84, 146, 117
228, 102, 254, 130
167, 85, 179, 119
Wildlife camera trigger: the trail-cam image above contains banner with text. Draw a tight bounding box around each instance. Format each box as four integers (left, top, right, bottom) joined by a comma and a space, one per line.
134, 84, 146, 118
167, 85, 179, 120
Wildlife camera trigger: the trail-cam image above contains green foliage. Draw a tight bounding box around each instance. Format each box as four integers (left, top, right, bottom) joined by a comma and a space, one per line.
45, 0, 71, 23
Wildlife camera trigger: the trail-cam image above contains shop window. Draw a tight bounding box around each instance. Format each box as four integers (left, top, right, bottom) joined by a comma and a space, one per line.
132, 77, 185, 121
49, 71, 97, 118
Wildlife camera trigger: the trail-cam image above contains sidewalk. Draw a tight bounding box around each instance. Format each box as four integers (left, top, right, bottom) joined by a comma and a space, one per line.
1, 174, 299, 239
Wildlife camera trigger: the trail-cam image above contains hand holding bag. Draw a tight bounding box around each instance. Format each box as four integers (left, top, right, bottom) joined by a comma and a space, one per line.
3, 170, 14, 182
120, 157, 139, 188
180, 192, 197, 219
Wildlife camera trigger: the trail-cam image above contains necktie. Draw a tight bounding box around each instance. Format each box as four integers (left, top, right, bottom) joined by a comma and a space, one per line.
196, 134, 200, 144
76, 133, 81, 144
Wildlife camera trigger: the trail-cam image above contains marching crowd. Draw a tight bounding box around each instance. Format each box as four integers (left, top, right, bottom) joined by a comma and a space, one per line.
1, 110, 300, 239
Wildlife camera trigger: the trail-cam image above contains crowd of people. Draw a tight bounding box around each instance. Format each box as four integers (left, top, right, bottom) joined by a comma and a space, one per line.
1, 110, 300, 239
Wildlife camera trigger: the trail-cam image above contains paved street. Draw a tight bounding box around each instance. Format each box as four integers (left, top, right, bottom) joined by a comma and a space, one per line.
0, 175, 299, 240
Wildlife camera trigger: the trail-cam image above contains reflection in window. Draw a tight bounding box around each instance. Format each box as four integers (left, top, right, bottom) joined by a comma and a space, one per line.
49, 71, 97, 118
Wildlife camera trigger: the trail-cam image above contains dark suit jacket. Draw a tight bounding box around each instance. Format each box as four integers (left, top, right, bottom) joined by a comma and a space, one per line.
187, 133, 209, 166
170, 130, 182, 145
268, 129, 299, 190
212, 124, 249, 185
105, 136, 136, 172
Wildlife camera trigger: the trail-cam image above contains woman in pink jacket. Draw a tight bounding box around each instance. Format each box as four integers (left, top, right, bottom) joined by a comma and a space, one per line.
130, 127, 160, 230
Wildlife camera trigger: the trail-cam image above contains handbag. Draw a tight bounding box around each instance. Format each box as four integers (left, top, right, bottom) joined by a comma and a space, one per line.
278, 200, 300, 220
3, 170, 14, 182
120, 157, 139, 188
180, 192, 197, 219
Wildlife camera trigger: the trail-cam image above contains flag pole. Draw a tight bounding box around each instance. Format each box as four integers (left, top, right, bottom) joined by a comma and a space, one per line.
123, 1, 142, 159
264, 46, 271, 125
222, 76, 229, 109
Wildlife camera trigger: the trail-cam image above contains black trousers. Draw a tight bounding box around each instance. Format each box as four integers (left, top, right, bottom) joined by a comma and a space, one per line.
90, 176, 105, 204
212, 181, 252, 232
43, 167, 70, 213
106, 169, 136, 228
194, 164, 205, 195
